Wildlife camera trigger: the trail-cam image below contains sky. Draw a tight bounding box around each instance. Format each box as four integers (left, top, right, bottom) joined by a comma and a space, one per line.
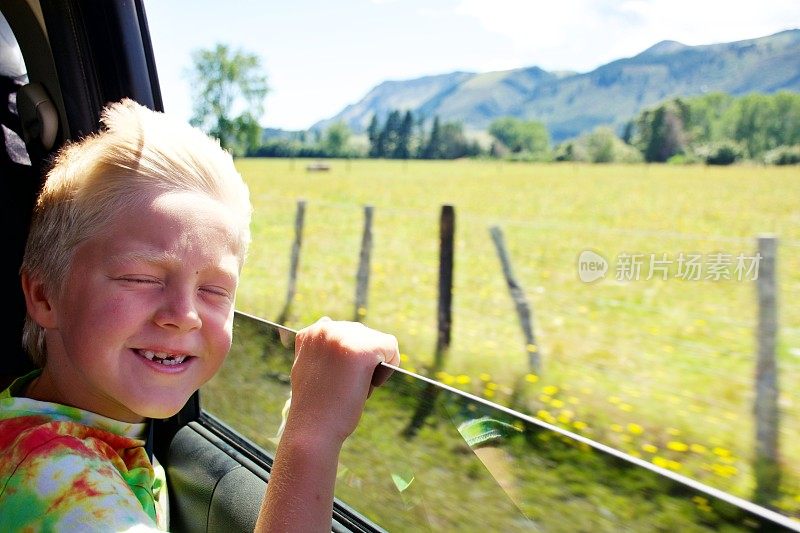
144, 0, 800, 131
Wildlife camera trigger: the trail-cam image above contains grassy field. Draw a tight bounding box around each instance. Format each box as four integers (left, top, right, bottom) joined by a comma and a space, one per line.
220, 158, 800, 515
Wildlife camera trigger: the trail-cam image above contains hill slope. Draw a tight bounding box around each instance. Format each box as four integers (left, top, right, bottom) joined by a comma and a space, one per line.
313, 29, 800, 142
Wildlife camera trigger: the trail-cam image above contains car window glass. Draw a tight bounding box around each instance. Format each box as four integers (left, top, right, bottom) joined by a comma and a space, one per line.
204, 313, 799, 531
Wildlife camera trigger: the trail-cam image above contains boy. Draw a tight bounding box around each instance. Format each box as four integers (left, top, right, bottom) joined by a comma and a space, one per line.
0, 98, 399, 531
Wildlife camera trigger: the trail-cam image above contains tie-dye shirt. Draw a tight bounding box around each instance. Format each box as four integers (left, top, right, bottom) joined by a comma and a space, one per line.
0, 370, 168, 531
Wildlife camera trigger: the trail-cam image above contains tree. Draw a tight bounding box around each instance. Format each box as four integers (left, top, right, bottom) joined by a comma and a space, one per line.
380, 110, 402, 158
488, 117, 550, 159
323, 121, 351, 157
632, 100, 688, 162
586, 127, 617, 163
367, 115, 381, 157
395, 111, 414, 159
421, 117, 442, 159
187, 43, 269, 157
438, 121, 470, 159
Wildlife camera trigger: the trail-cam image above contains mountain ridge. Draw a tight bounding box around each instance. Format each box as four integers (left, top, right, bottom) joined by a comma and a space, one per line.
312, 29, 800, 143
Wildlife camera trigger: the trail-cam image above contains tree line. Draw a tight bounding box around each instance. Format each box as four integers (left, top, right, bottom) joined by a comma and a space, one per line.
253, 91, 800, 166
622, 91, 800, 165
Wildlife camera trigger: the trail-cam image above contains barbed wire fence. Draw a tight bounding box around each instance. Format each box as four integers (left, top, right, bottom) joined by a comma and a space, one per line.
267, 197, 793, 507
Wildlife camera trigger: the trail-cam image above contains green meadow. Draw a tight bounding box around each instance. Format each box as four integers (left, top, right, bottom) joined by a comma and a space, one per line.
226, 158, 800, 514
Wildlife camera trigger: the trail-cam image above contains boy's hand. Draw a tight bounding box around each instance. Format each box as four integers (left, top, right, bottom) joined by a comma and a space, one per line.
285, 317, 400, 445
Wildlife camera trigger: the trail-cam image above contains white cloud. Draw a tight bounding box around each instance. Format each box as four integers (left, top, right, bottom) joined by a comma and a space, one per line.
454, 0, 800, 71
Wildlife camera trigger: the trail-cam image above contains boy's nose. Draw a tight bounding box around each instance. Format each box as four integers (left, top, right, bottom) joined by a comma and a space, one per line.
154, 287, 202, 331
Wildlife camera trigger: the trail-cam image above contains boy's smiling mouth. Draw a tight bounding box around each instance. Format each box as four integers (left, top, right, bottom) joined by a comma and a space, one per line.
135, 349, 192, 366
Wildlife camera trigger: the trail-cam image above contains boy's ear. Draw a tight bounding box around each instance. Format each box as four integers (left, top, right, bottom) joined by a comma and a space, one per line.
21, 272, 58, 329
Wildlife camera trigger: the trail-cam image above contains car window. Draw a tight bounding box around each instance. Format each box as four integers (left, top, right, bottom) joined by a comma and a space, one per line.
203, 312, 798, 531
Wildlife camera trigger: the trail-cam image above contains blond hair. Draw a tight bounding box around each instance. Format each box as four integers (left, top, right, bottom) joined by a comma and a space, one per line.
21, 98, 252, 366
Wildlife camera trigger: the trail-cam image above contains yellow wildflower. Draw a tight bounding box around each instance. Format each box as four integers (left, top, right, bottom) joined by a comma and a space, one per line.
652, 456, 670, 468
642, 443, 658, 454
667, 441, 689, 452
627, 423, 644, 435
537, 410, 555, 424
712, 447, 732, 458
712, 464, 738, 478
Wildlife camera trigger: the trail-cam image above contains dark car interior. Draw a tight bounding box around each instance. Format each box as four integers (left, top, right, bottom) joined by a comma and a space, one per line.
1, 1, 799, 532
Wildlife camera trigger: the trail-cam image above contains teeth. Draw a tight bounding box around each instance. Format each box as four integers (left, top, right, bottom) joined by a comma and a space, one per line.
139, 350, 188, 365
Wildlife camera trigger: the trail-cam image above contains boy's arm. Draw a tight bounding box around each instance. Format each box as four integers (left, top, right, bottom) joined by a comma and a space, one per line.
254, 318, 399, 533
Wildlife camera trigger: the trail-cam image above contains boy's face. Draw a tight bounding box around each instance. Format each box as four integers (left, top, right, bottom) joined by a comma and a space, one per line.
38, 190, 242, 422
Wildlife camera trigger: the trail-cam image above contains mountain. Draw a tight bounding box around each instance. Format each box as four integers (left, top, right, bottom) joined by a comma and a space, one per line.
312, 29, 800, 143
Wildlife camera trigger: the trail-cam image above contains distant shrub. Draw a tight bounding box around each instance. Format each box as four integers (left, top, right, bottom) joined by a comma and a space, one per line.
763, 145, 800, 165
694, 141, 743, 165
506, 150, 553, 163
554, 141, 588, 162
613, 141, 645, 163
554, 127, 643, 163
666, 153, 701, 165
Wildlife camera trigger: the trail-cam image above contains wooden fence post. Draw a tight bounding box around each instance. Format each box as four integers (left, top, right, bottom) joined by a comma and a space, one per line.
753, 234, 780, 507
435, 205, 455, 367
489, 226, 541, 374
403, 205, 455, 438
354, 205, 374, 322
277, 199, 306, 324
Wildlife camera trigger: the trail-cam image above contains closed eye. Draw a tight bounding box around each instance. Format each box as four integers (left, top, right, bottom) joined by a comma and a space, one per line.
116, 276, 162, 285
200, 286, 232, 298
